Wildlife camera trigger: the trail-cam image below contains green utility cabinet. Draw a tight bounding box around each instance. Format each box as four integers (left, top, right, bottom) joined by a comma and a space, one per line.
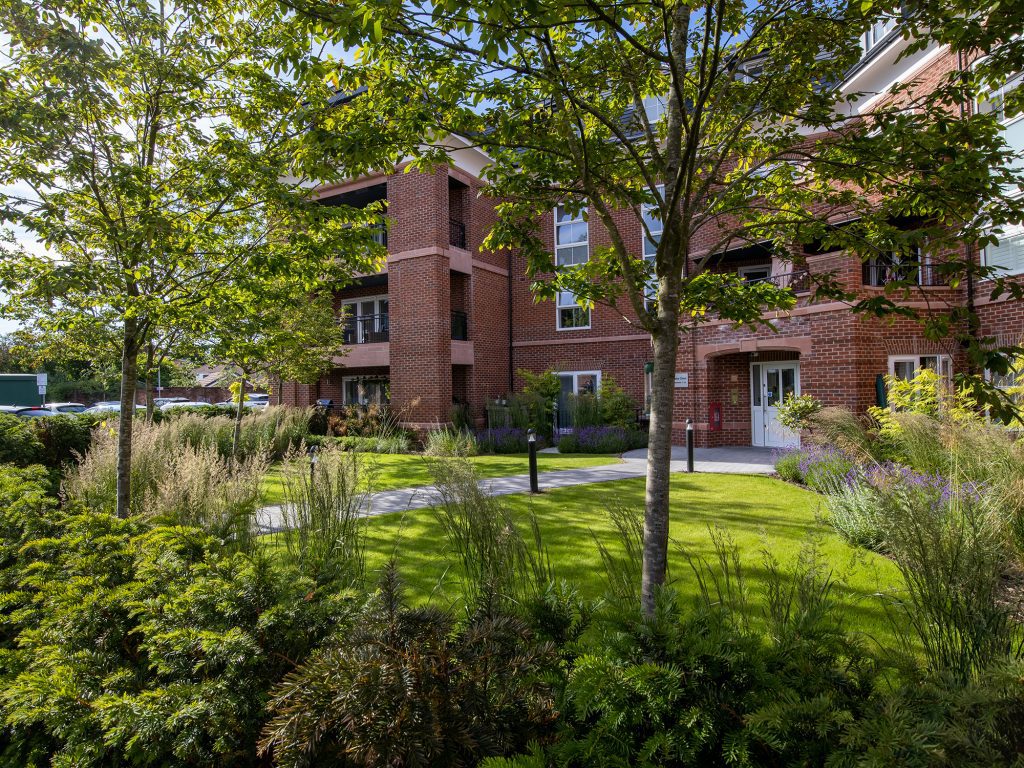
0, 374, 43, 406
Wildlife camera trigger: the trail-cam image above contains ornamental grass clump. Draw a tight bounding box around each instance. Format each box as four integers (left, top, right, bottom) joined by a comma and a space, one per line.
429, 458, 552, 615
424, 426, 479, 457
878, 476, 1021, 683
276, 445, 369, 589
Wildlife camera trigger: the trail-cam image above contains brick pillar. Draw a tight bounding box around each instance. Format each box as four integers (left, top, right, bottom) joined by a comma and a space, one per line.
389, 253, 452, 425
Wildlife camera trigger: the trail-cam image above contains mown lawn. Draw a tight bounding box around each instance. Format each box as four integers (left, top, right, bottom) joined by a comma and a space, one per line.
262, 452, 620, 503
267, 471, 907, 650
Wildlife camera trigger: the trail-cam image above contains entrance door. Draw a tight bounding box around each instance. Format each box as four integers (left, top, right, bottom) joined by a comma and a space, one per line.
750, 362, 800, 447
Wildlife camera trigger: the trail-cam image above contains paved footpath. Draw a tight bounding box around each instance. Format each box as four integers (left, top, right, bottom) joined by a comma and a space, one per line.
258, 446, 775, 533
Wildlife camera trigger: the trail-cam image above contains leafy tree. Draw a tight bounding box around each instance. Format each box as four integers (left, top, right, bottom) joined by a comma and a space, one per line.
0, 0, 383, 517
198, 279, 346, 457
290, 0, 1024, 614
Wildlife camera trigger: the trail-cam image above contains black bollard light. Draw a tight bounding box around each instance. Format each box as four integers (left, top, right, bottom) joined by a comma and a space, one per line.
686, 418, 695, 473
528, 428, 539, 493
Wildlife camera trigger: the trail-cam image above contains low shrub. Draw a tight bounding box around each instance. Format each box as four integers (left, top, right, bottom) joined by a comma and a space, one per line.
161, 403, 248, 419
773, 448, 806, 483
776, 392, 822, 431
327, 403, 398, 438
260, 566, 559, 768
450, 402, 474, 432
0, 413, 43, 466
476, 427, 532, 454
30, 414, 93, 469
598, 375, 637, 429
823, 479, 886, 550
333, 434, 411, 453
558, 425, 634, 454
797, 443, 856, 493
424, 427, 479, 457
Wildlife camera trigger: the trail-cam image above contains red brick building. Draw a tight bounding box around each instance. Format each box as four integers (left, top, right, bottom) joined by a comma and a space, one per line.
282, 30, 1023, 448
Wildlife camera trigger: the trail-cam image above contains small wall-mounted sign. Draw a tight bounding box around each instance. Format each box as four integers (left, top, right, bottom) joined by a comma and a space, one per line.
674, 372, 689, 388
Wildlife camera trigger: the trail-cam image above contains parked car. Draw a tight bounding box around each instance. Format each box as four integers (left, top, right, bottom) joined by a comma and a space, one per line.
159, 400, 212, 411
44, 402, 88, 414
154, 397, 189, 407
84, 403, 147, 414
0, 405, 56, 418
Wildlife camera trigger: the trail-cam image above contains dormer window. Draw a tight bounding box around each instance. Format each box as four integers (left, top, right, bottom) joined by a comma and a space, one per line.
862, 17, 897, 55
642, 95, 667, 125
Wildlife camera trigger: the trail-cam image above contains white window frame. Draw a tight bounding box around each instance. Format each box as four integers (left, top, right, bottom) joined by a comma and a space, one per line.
641, 184, 665, 305
887, 354, 952, 382
642, 94, 666, 125
558, 370, 602, 396
554, 203, 589, 267
556, 290, 591, 331
554, 203, 590, 330
340, 294, 389, 343
861, 16, 897, 55
978, 71, 1024, 276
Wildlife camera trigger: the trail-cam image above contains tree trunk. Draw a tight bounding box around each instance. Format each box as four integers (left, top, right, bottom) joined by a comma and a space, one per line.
116, 318, 141, 518
641, 324, 681, 617
144, 341, 155, 422
233, 374, 246, 459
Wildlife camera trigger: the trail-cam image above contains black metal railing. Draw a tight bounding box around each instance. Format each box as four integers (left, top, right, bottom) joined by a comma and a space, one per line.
746, 269, 811, 293
451, 310, 468, 340
449, 219, 467, 249
342, 313, 389, 344
863, 260, 944, 287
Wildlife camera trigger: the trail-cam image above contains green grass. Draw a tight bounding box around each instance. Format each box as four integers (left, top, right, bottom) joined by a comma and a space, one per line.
267, 470, 907, 651
262, 452, 620, 503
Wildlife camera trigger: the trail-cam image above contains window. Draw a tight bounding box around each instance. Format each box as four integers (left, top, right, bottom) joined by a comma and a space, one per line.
987, 360, 1023, 424
341, 295, 389, 344
641, 185, 665, 305
979, 72, 1024, 276
557, 371, 602, 431
555, 204, 589, 266
555, 204, 590, 329
642, 94, 666, 125
342, 377, 389, 406
862, 17, 896, 55
888, 355, 952, 382
557, 290, 590, 330
738, 264, 772, 283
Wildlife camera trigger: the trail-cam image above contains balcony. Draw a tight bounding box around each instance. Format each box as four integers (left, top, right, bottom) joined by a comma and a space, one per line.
449, 219, 467, 250
863, 260, 945, 287
342, 313, 389, 345
746, 269, 811, 293
451, 310, 468, 340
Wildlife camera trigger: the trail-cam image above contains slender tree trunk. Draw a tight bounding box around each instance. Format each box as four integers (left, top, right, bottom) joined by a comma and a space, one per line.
233, 373, 246, 459
116, 318, 141, 518
144, 341, 155, 422
641, 324, 681, 616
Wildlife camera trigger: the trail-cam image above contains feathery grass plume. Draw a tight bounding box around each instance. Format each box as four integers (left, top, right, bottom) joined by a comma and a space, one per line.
879, 472, 1022, 683
429, 457, 551, 615
594, 501, 646, 606
277, 444, 368, 589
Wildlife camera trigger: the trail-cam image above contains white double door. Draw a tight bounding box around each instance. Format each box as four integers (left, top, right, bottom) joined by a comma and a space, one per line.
750, 362, 800, 448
